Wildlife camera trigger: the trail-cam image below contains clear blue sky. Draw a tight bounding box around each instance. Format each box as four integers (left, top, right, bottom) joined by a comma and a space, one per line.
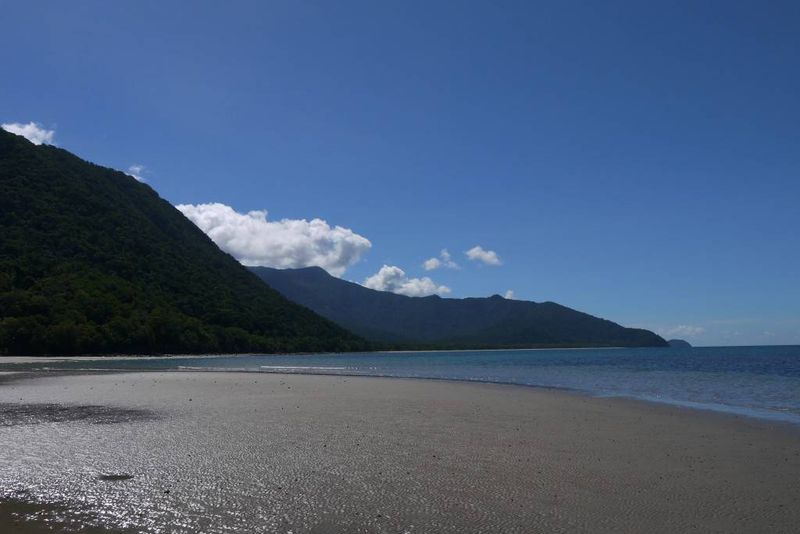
2, 1, 798, 346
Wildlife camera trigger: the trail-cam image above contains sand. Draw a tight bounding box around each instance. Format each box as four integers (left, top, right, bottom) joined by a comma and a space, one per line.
0, 500, 128, 533
1, 371, 798, 533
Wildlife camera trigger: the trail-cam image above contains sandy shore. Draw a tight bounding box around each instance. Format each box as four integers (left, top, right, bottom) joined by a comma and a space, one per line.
0, 499, 129, 533
1, 371, 798, 533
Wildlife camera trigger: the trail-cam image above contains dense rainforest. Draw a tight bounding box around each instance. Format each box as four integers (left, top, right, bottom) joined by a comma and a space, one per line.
252, 266, 668, 348
0, 129, 366, 355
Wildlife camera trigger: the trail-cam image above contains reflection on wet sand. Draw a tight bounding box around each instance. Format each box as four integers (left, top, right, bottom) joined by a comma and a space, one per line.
0, 403, 158, 427
0, 497, 129, 533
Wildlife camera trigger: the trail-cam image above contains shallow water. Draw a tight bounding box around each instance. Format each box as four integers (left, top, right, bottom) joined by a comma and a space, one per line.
3, 345, 799, 424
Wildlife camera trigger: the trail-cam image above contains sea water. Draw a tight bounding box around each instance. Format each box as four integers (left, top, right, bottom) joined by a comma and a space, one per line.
4, 345, 799, 424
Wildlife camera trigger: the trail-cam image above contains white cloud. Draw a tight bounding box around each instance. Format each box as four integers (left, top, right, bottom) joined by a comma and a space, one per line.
661, 325, 706, 338
126, 164, 146, 182
422, 257, 441, 271
423, 249, 459, 271
504, 290, 515, 299
2, 122, 55, 145
363, 265, 450, 297
176, 202, 371, 277
466, 245, 502, 266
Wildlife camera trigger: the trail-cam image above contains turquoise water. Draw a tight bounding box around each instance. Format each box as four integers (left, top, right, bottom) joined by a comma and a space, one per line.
4, 345, 800, 424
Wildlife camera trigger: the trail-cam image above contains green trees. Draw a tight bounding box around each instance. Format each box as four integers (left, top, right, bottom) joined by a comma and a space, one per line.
0, 129, 367, 355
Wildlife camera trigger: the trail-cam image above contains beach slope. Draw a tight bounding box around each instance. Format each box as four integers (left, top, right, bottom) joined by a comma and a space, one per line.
1, 371, 798, 533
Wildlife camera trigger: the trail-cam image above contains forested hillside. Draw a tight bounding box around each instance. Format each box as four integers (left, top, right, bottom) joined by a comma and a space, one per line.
0, 129, 366, 355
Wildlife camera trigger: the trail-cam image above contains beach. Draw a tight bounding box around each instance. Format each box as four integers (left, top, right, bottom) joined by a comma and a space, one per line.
1, 371, 798, 533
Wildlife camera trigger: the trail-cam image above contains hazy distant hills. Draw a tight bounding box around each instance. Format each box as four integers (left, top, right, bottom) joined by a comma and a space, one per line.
0, 129, 365, 355
251, 266, 668, 348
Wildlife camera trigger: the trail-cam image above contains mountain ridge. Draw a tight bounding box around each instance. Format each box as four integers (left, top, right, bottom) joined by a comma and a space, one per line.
250, 266, 668, 349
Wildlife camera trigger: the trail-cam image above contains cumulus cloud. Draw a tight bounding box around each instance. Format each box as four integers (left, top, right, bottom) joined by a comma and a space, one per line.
422, 258, 440, 271
423, 249, 459, 271
466, 245, 502, 266
176, 202, 371, 277
1, 121, 55, 145
363, 265, 451, 297
126, 164, 146, 182
662, 325, 706, 338
504, 290, 515, 299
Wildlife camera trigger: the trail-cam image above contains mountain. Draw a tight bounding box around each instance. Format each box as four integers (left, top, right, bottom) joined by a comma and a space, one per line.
250, 266, 668, 348
0, 129, 366, 355
668, 339, 692, 348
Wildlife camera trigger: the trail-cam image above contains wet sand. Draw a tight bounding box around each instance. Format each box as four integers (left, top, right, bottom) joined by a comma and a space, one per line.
0, 499, 127, 533
1, 371, 799, 533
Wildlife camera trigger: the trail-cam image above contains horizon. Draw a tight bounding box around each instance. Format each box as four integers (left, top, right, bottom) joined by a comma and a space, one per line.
3, 1, 798, 346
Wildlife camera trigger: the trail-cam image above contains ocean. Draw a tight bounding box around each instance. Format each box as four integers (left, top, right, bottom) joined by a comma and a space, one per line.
4, 345, 799, 424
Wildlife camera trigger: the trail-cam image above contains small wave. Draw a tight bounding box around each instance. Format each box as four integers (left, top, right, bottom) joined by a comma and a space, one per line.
259, 366, 346, 371
177, 366, 257, 372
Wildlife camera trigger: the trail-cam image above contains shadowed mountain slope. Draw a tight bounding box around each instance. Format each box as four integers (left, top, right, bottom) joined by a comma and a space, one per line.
251, 266, 668, 348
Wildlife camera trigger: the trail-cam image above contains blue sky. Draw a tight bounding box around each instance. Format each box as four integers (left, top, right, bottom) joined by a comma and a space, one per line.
2, 1, 798, 346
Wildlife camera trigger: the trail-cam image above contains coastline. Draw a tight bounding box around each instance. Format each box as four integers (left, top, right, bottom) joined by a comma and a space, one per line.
1, 370, 799, 533
0, 342, 670, 363
5, 346, 799, 427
